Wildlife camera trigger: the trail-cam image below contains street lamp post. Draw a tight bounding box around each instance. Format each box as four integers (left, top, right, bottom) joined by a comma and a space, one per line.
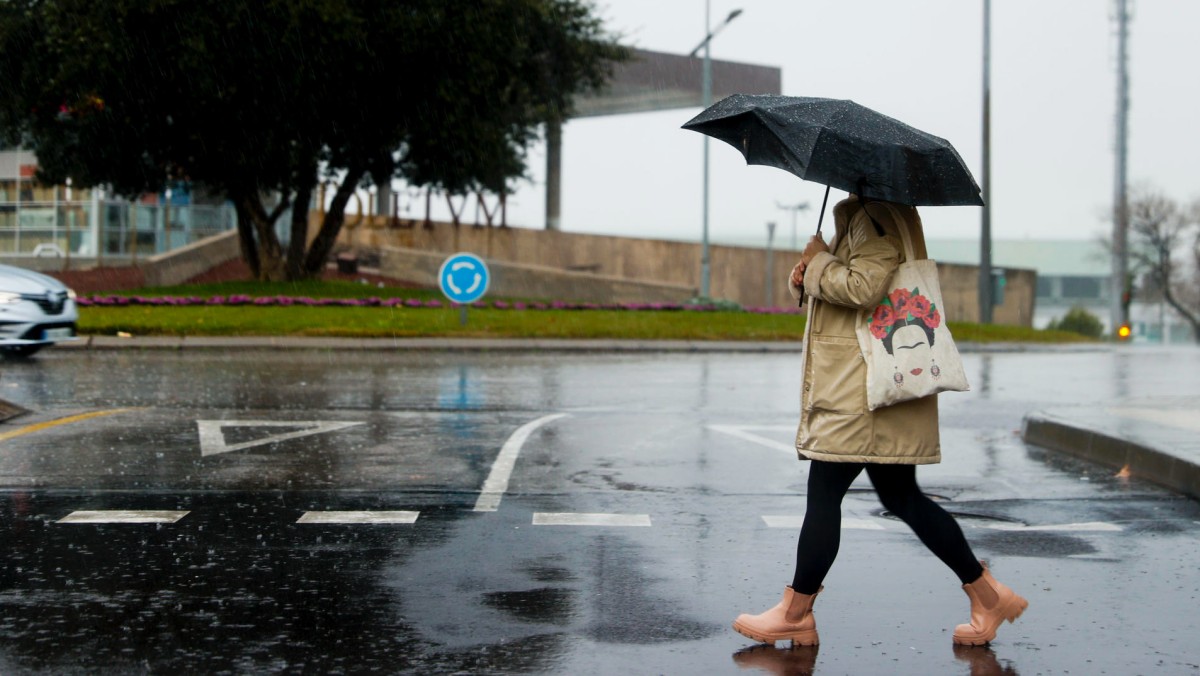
978, 0, 993, 324
690, 3, 742, 299
765, 221, 776, 307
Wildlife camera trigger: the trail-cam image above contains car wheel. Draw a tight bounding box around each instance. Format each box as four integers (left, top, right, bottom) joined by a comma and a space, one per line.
1, 344, 44, 358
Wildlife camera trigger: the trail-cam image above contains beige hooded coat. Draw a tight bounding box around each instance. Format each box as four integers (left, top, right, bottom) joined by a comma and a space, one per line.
788, 196, 941, 464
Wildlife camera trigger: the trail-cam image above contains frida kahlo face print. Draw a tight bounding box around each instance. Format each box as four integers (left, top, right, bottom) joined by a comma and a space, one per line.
869, 287, 942, 388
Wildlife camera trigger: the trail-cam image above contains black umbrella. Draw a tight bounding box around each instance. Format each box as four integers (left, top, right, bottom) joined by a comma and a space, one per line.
682, 94, 984, 209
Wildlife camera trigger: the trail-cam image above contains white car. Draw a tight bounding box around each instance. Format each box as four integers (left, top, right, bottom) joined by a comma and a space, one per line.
0, 263, 79, 357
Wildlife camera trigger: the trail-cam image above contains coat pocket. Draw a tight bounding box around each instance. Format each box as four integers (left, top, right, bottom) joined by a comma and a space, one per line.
806, 336, 867, 414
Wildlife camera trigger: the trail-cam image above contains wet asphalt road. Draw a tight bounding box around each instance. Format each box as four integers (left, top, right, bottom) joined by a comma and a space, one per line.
0, 347, 1198, 675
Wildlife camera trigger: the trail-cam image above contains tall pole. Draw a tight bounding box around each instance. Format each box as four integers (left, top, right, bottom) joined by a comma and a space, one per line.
545, 118, 562, 231
690, 5, 741, 299
700, 0, 712, 298
1112, 0, 1131, 336
765, 221, 776, 307
978, 0, 993, 324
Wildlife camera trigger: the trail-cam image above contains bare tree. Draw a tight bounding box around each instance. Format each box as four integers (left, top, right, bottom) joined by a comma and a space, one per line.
1126, 188, 1200, 343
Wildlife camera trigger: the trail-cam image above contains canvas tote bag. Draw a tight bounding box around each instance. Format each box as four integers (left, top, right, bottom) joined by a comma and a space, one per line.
856, 221, 969, 410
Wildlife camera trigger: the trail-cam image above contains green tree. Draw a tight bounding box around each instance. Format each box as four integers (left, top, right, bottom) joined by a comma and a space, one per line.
0, 0, 625, 280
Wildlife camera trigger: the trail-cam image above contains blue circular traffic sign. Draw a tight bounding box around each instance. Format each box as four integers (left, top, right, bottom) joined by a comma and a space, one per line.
438, 253, 490, 304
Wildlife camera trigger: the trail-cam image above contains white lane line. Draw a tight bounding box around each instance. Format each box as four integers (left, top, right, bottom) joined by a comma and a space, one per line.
533, 513, 652, 527
984, 521, 1123, 532
762, 515, 886, 530
708, 425, 796, 454
296, 511, 419, 524
58, 510, 189, 524
473, 413, 569, 512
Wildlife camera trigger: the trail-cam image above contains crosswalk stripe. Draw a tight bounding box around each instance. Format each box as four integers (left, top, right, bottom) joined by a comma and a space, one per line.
532, 512, 651, 527
58, 510, 189, 524
296, 511, 419, 524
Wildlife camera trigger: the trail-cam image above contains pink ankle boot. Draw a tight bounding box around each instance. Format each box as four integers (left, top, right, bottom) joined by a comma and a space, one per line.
733, 586, 820, 646
953, 563, 1028, 645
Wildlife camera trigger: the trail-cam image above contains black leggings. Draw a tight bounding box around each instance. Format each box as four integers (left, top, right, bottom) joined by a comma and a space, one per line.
791, 460, 984, 594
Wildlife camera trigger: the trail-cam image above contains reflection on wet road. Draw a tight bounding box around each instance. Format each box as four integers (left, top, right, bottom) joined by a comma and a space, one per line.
1, 348, 1198, 674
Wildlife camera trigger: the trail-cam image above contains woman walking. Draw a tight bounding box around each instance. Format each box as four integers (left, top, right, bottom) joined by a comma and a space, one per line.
732, 194, 1027, 647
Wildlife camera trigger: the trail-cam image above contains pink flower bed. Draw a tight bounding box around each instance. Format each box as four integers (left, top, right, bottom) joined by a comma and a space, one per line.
77, 295, 802, 315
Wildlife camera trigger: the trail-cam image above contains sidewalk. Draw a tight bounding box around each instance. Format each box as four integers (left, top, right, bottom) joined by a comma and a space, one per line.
1023, 397, 1200, 502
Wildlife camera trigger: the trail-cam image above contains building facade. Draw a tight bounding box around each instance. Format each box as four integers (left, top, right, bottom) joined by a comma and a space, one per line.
0, 149, 235, 263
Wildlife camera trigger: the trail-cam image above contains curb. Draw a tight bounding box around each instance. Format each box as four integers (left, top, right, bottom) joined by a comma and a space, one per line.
1022, 411, 1200, 502
56, 336, 1112, 354
56, 336, 805, 353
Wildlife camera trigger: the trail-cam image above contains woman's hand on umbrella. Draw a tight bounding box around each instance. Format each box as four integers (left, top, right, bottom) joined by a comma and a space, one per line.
801, 235, 829, 264
790, 262, 806, 287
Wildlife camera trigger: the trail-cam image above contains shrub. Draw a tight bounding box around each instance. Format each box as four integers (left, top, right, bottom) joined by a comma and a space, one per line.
1046, 306, 1104, 338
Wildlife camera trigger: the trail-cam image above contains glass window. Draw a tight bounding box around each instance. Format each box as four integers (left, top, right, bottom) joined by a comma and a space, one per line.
0, 205, 15, 229
1061, 276, 1102, 299
18, 207, 55, 229
58, 204, 90, 229
0, 180, 16, 202
1036, 276, 1055, 299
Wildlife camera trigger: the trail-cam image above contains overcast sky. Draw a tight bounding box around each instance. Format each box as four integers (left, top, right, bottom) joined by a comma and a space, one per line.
421, 1, 1199, 250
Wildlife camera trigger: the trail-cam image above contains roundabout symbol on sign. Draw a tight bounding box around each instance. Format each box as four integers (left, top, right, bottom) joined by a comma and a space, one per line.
438, 253, 490, 304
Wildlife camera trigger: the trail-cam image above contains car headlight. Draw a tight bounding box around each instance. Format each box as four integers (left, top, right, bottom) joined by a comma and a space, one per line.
67, 288, 77, 300
0, 292, 21, 305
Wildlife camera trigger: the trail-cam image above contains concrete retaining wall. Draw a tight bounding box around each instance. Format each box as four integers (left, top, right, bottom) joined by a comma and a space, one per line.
140, 230, 242, 288
380, 246, 696, 304
338, 216, 1037, 324
1, 230, 241, 289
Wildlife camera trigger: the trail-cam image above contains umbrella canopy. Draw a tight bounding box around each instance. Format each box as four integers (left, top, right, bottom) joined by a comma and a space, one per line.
682, 94, 984, 207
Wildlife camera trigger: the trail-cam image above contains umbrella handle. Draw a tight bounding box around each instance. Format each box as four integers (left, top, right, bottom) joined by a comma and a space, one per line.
814, 184, 830, 238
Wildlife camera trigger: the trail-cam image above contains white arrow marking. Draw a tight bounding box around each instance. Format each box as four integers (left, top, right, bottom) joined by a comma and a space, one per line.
709, 424, 796, 454
446, 273, 462, 294
451, 261, 476, 272
197, 420, 363, 457
473, 413, 569, 512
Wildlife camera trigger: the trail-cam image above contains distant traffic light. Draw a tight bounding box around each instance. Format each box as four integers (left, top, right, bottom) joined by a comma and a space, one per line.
1117, 323, 1132, 341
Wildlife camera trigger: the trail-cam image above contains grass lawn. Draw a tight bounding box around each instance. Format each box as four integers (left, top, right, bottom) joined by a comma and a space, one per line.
77, 280, 1098, 344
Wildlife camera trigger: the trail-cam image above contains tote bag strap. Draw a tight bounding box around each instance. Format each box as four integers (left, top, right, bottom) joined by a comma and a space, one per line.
865, 201, 917, 262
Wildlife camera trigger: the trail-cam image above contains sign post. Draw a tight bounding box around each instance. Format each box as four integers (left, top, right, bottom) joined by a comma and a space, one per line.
438, 252, 490, 325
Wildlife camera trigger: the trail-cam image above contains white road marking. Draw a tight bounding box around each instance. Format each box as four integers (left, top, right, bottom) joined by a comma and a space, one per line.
708, 425, 796, 454
983, 521, 1123, 532
533, 513, 652, 527
296, 511, 419, 524
58, 510, 189, 524
762, 515, 886, 530
197, 420, 364, 457
472, 413, 569, 512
